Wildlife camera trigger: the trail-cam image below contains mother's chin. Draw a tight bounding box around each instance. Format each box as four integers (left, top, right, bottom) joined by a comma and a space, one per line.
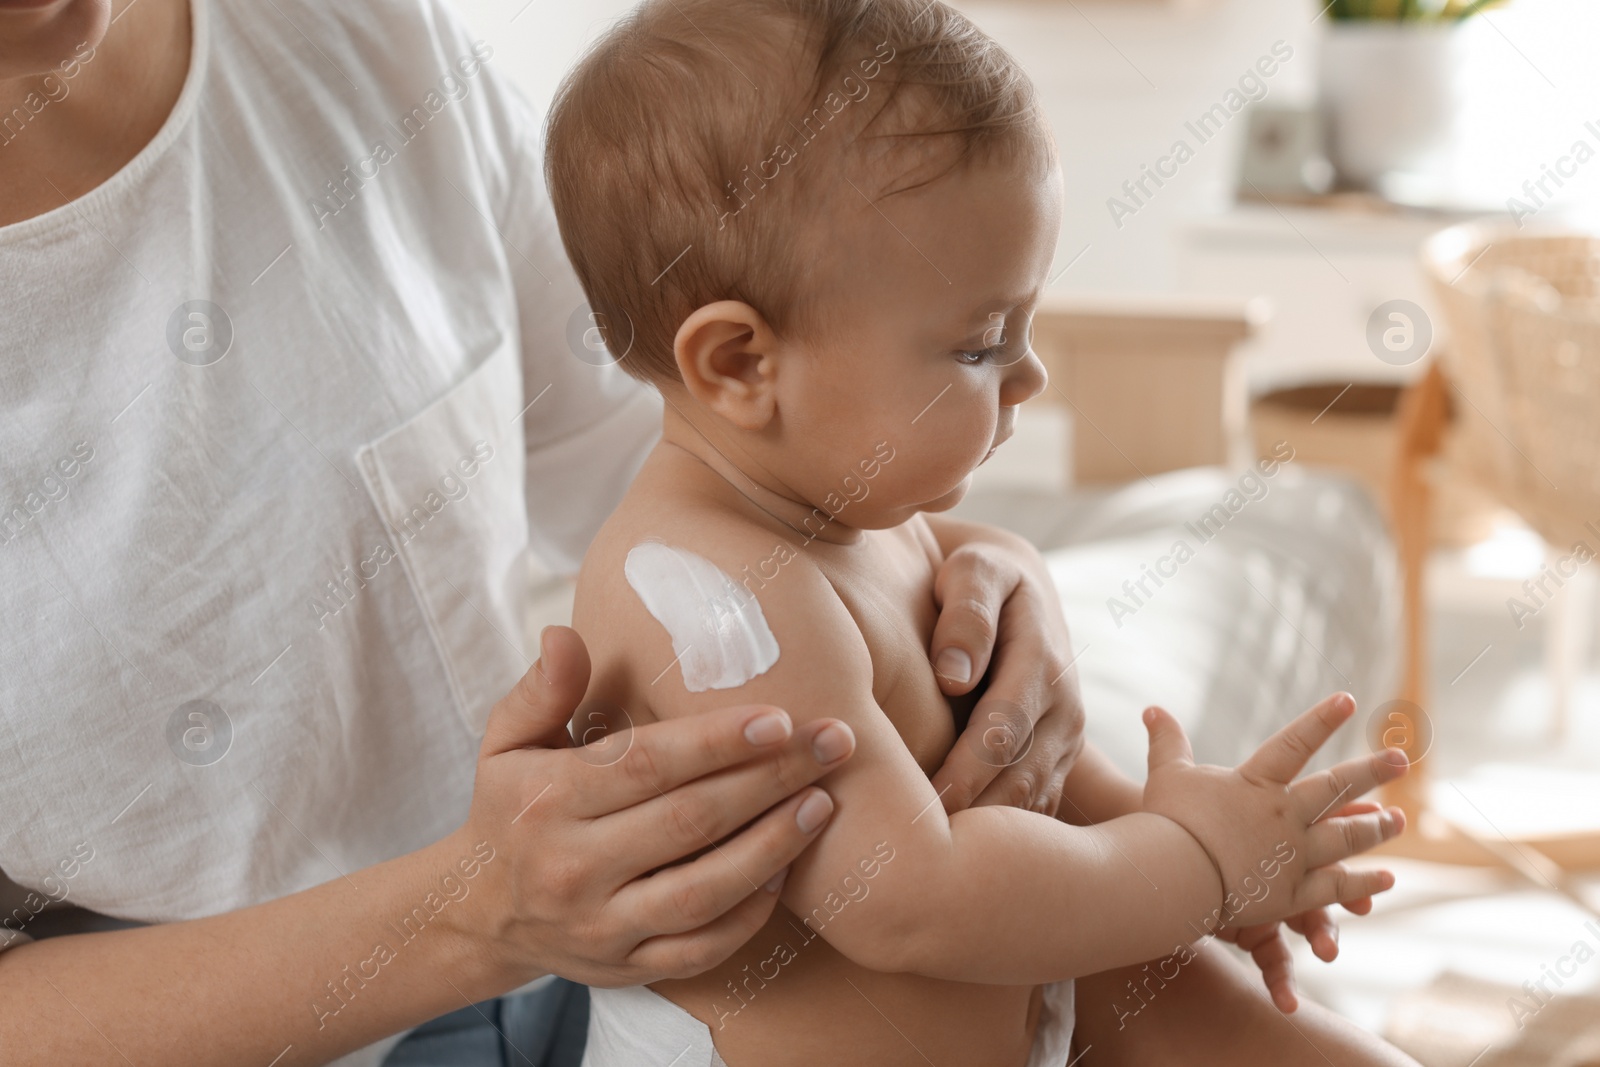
0, 0, 108, 80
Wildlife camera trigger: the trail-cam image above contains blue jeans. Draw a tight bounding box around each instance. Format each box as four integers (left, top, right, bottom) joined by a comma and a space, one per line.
383, 979, 589, 1067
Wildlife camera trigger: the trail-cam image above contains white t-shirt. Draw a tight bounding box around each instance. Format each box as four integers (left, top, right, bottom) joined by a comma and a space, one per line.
0, 0, 657, 1060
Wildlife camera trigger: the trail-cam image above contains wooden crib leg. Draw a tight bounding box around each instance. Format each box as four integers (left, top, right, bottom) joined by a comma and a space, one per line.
1386, 362, 1450, 826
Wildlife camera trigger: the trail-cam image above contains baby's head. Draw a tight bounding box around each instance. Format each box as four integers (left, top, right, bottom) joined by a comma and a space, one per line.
545, 0, 1061, 528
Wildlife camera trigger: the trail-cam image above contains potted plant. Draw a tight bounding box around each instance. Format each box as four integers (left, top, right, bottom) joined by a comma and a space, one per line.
1319, 0, 1500, 189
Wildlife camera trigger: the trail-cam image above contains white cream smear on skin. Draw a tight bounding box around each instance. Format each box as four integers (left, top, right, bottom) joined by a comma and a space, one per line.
624, 542, 780, 692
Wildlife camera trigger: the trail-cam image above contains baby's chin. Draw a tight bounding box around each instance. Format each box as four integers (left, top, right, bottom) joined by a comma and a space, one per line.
915, 475, 974, 515
834, 469, 980, 527
835, 479, 971, 529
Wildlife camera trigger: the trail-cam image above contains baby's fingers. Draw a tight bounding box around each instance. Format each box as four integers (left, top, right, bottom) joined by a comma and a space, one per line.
1328, 800, 1382, 820
1292, 748, 1409, 823
1303, 806, 1406, 867
1142, 706, 1195, 774
1341, 895, 1374, 916
1238, 692, 1355, 784
1234, 924, 1300, 1013
1285, 908, 1340, 963
1296, 863, 1395, 914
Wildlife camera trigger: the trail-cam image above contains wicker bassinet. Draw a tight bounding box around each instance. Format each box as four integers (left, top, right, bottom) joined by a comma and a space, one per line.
1422, 223, 1600, 554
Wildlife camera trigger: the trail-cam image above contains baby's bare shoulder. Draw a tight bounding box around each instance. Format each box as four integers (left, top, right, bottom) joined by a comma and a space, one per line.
573, 480, 867, 708
579, 487, 794, 606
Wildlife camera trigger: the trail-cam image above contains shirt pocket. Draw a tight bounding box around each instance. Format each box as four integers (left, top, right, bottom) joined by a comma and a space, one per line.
357, 336, 545, 737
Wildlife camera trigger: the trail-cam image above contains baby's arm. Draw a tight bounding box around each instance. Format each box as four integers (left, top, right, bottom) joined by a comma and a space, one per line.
1051, 717, 1391, 1012
1051, 741, 1144, 826
636, 550, 1403, 987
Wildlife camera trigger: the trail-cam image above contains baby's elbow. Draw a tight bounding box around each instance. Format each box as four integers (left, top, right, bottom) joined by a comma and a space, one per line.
820, 923, 921, 974
795, 896, 943, 975
860, 925, 947, 975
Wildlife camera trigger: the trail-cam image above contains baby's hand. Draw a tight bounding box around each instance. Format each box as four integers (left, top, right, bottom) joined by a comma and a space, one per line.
1220, 802, 1385, 1013
1141, 693, 1408, 932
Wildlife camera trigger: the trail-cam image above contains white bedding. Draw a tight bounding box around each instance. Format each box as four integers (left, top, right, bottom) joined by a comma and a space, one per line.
957, 466, 1400, 779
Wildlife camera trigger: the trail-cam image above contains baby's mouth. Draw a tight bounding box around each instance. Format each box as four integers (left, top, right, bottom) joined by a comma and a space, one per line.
979, 433, 1010, 465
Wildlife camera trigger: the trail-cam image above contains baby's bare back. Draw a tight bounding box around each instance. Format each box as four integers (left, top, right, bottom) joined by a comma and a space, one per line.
572, 446, 1044, 1067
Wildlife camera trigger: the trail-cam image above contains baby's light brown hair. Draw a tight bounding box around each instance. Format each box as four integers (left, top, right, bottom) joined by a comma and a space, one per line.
543, 0, 1052, 386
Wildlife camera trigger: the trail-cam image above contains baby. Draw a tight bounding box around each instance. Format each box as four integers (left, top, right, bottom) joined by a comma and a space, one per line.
545, 2, 1408, 1064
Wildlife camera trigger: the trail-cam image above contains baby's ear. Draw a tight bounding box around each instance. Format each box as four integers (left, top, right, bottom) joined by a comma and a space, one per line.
673, 301, 781, 431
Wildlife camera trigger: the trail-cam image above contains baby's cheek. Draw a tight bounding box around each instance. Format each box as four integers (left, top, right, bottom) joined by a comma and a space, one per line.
941, 396, 1001, 467
896, 447, 979, 508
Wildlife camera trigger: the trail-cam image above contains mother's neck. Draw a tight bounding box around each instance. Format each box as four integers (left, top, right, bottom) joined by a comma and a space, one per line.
0, 0, 190, 227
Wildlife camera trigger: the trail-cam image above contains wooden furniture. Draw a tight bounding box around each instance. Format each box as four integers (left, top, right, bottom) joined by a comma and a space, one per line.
1177, 201, 1465, 397
1387, 361, 1449, 828
1029, 293, 1265, 482
1424, 224, 1600, 553
1251, 382, 1406, 514
1382, 223, 1600, 872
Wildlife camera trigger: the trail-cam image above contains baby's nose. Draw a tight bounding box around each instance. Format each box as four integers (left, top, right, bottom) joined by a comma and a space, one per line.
1001, 346, 1048, 407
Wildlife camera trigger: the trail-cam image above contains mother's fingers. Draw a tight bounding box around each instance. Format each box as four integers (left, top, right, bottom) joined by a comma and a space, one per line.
1238, 692, 1356, 784
935, 694, 1041, 814
1291, 748, 1409, 823
929, 543, 1019, 696
480, 626, 591, 758
601, 720, 854, 871
612, 788, 833, 941
625, 881, 787, 983
569, 707, 850, 818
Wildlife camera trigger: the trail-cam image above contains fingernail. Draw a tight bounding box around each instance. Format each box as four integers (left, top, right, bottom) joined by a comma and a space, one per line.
796, 790, 833, 833
763, 866, 790, 894
744, 710, 791, 746
935, 648, 972, 685
812, 722, 854, 764
1382, 748, 1409, 768
533, 627, 553, 683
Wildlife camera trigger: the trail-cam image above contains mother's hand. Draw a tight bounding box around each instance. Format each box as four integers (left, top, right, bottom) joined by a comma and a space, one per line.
924, 525, 1085, 816
450, 626, 856, 990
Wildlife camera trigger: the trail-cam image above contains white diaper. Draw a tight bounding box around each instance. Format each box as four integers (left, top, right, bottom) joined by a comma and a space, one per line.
583, 984, 730, 1067
1028, 979, 1077, 1067
583, 980, 1075, 1067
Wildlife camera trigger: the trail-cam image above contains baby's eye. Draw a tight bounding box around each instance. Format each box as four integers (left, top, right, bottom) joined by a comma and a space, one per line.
957, 346, 1001, 365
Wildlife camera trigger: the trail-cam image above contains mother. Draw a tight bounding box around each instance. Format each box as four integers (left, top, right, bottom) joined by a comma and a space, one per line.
0, 1, 1091, 1062
0, 1, 1417, 1065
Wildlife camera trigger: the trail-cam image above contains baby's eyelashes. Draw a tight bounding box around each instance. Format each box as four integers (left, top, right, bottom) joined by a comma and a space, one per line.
956, 346, 1002, 365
